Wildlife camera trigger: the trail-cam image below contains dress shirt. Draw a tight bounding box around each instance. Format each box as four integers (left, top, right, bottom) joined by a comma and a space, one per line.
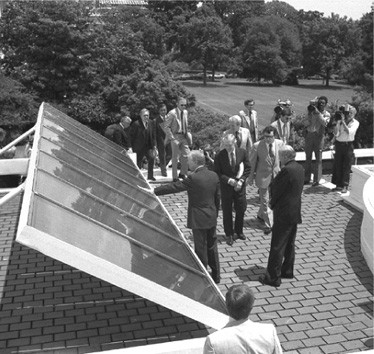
335, 119, 359, 142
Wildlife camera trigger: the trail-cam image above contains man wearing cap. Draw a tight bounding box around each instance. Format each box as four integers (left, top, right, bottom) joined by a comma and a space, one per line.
331, 104, 360, 194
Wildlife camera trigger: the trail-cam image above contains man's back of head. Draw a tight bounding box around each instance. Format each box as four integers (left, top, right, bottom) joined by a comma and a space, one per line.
226, 284, 255, 321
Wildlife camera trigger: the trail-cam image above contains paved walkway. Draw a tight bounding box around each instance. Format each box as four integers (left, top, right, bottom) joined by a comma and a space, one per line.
0, 173, 373, 354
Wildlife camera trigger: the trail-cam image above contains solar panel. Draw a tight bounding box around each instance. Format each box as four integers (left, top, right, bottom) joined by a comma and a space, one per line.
16, 103, 229, 330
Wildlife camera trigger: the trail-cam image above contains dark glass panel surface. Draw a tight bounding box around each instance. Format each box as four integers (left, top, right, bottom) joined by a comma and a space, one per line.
34, 170, 196, 267
31, 196, 227, 314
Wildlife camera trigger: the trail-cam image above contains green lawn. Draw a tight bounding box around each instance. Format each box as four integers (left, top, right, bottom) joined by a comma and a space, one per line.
183, 78, 356, 129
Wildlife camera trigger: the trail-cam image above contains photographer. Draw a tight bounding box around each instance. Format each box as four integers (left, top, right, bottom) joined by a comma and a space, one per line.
303, 96, 330, 186
331, 104, 359, 193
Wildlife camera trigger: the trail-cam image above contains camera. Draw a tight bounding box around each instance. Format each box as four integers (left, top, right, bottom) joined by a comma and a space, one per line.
274, 105, 283, 115
307, 97, 319, 113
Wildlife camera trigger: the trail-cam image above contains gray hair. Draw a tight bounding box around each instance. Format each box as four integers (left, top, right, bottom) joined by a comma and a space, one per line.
121, 116, 132, 125
229, 115, 242, 125
279, 144, 296, 164
188, 150, 205, 166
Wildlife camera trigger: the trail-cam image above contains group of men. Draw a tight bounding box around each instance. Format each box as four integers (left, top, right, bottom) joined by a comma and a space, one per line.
106, 96, 359, 354
153, 97, 306, 292
104, 97, 190, 182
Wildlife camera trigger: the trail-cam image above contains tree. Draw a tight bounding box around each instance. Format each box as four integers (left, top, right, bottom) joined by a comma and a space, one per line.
300, 14, 361, 86
0, 1, 98, 101
211, 1, 265, 47
178, 7, 233, 85
241, 16, 301, 83
0, 74, 39, 130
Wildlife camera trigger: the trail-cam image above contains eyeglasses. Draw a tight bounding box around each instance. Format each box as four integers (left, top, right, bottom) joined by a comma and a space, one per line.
264, 135, 274, 138
180, 104, 187, 107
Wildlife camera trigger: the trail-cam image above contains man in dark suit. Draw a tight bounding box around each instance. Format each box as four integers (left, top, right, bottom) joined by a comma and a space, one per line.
104, 114, 132, 151
130, 108, 157, 181
214, 134, 251, 246
155, 104, 172, 177
259, 145, 304, 287
154, 150, 221, 284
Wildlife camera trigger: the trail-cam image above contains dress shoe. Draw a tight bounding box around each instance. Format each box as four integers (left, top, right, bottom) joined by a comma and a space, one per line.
235, 233, 246, 241
258, 275, 281, 287
223, 235, 234, 246
264, 227, 272, 235
172, 178, 179, 182
256, 216, 265, 223
312, 181, 320, 187
161, 171, 167, 177
178, 173, 186, 180
147, 177, 156, 181
341, 186, 348, 193
332, 187, 343, 192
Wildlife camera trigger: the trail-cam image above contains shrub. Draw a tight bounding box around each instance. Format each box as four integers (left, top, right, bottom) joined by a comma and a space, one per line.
188, 106, 228, 151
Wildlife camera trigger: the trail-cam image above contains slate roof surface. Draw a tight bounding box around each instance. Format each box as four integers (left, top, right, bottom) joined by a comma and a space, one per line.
0, 171, 373, 354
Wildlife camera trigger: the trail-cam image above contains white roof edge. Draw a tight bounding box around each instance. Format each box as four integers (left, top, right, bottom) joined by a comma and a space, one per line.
89, 337, 206, 354
17, 224, 229, 330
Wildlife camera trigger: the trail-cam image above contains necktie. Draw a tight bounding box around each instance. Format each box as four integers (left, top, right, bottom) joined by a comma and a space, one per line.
269, 143, 275, 159
283, 123, 288, 143
180, 110, 185, 134
230, 151, 236, 170
235, 131, 241, 147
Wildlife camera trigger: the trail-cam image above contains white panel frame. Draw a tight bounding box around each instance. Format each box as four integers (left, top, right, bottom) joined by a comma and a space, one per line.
16, 103, 229, 330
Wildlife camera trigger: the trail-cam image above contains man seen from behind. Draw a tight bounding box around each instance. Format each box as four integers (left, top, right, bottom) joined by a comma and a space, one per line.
203, 284, 283, 354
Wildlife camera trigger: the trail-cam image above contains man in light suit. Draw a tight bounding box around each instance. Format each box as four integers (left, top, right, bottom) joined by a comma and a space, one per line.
155, 103, 172, 177
130, 108, 157, 181
239, 99, 259, 144
203, 284, 283, 354
270, 109, 295, 146
214, 134, 251, 246
164, 97, 191, 182
154, 150, 221, 284
222, 115, 253, 155
248, 126, 283, 234
259, 145, 304, 287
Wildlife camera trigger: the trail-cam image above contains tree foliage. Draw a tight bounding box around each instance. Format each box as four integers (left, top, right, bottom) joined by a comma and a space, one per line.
241, 16, 302, 83
178, 7, 233, 84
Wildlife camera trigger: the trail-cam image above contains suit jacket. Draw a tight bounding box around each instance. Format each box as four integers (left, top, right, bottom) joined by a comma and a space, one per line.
113, 124, 131, 149
222, 127, 253, 155
154, 167, 220, 229
270, 160, 304, 225
239, 109, 259, 142
164, 107, 189, 142
213, 147, 251, 194
130, 119, 156, 153
155, 115, 167, 146
270, 119, 295, 145
203, 318, 283, 354
248, 139, 283, 189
